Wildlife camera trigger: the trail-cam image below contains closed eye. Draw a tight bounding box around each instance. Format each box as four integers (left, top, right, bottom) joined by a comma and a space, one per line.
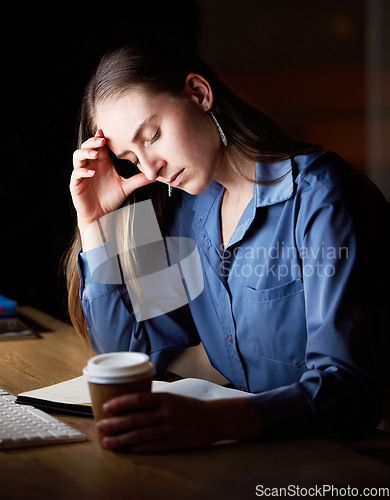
148, 129, 160, 145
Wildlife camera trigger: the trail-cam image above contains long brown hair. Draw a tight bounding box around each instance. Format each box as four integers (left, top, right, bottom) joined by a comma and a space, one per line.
65, 37, 321, 345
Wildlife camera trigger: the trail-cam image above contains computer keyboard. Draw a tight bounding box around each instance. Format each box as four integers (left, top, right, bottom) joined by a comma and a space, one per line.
0, 387, 87, 449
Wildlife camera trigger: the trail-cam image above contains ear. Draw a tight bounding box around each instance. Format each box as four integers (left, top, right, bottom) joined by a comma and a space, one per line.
184, 73, 214, 111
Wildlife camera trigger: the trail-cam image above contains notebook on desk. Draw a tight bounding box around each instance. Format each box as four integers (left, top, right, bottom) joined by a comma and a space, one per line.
16, 376, 250, 417
17, 377, 94, 417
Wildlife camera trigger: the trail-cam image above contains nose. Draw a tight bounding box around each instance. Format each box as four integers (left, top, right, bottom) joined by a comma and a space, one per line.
139, 154, 166, 181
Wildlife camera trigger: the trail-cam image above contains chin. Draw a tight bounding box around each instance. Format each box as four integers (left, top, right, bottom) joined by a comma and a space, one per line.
181, 178, 213, 196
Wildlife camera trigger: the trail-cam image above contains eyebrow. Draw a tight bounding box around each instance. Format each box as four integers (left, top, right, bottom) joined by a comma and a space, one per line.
117, 114, 157, 159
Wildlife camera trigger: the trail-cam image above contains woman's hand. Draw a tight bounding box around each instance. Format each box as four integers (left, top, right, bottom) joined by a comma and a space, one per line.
96, 392, 263, 454
70, 129, 153, 229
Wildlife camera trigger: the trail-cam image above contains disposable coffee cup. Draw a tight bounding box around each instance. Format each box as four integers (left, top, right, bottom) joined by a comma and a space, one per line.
83, 352, 155, 444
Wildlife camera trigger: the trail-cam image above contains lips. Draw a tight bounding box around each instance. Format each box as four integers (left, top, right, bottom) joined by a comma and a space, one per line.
169, 169, 185, 187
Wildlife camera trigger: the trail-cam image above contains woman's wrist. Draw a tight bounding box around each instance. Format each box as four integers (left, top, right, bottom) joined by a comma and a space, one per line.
208, 397, 264, 443
78, 219, 105, 252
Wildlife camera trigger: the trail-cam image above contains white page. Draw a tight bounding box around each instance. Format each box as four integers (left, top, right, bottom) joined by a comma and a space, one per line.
152, 378, 250, 400
19, 376, 91, 405
19, 376, 251, 405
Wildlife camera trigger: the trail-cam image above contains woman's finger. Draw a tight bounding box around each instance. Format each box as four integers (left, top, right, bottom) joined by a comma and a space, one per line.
69, 167, 95, 189
97, 408, 163, 434
72, 148, 100, 169
103, 392, 160, 414
102, 424, 168, 450
80, 135, 105, 150
121, 172, 156, 197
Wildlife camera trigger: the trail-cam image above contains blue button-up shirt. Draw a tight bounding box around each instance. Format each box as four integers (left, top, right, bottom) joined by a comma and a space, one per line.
78, 151, 389, 438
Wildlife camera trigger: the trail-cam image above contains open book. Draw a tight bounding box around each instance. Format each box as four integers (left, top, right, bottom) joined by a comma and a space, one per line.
16, 376, 250, 417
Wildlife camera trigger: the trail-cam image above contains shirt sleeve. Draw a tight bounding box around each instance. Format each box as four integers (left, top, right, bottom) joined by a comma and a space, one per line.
77, 245, 200, 372
247, 162, 390, 439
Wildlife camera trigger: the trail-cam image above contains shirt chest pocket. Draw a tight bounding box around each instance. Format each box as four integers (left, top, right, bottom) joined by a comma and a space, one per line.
243, 278, 307, 367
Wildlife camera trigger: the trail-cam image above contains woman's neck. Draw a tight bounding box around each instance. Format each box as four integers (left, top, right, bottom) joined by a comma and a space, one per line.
214, 151, 256, 201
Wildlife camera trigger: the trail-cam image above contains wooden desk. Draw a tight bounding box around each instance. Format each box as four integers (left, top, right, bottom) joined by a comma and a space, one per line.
0, 307, 389, 499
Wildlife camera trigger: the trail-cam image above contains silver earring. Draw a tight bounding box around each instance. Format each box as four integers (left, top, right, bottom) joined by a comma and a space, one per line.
208, 110, 228, 146
168, 185, 173, 197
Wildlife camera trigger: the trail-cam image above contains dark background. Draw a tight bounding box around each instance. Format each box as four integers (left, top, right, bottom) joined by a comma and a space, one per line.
2, 2, 199, 321
1, 0, 386, 322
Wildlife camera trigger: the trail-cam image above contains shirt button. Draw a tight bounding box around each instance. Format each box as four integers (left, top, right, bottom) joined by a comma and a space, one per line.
227, 334, 233, 343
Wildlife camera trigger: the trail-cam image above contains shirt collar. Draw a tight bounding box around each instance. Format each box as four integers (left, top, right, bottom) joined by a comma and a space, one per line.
186, 157, 294, 234
254, 158, 294, 207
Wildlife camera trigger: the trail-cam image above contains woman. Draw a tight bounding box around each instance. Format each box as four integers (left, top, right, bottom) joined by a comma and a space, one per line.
66, 38, 389, 453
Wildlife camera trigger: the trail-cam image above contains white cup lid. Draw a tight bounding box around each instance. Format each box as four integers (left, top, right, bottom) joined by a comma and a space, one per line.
83, 352, 155, 383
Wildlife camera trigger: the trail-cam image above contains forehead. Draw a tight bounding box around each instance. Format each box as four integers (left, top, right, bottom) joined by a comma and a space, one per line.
95, 90, 173, 153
